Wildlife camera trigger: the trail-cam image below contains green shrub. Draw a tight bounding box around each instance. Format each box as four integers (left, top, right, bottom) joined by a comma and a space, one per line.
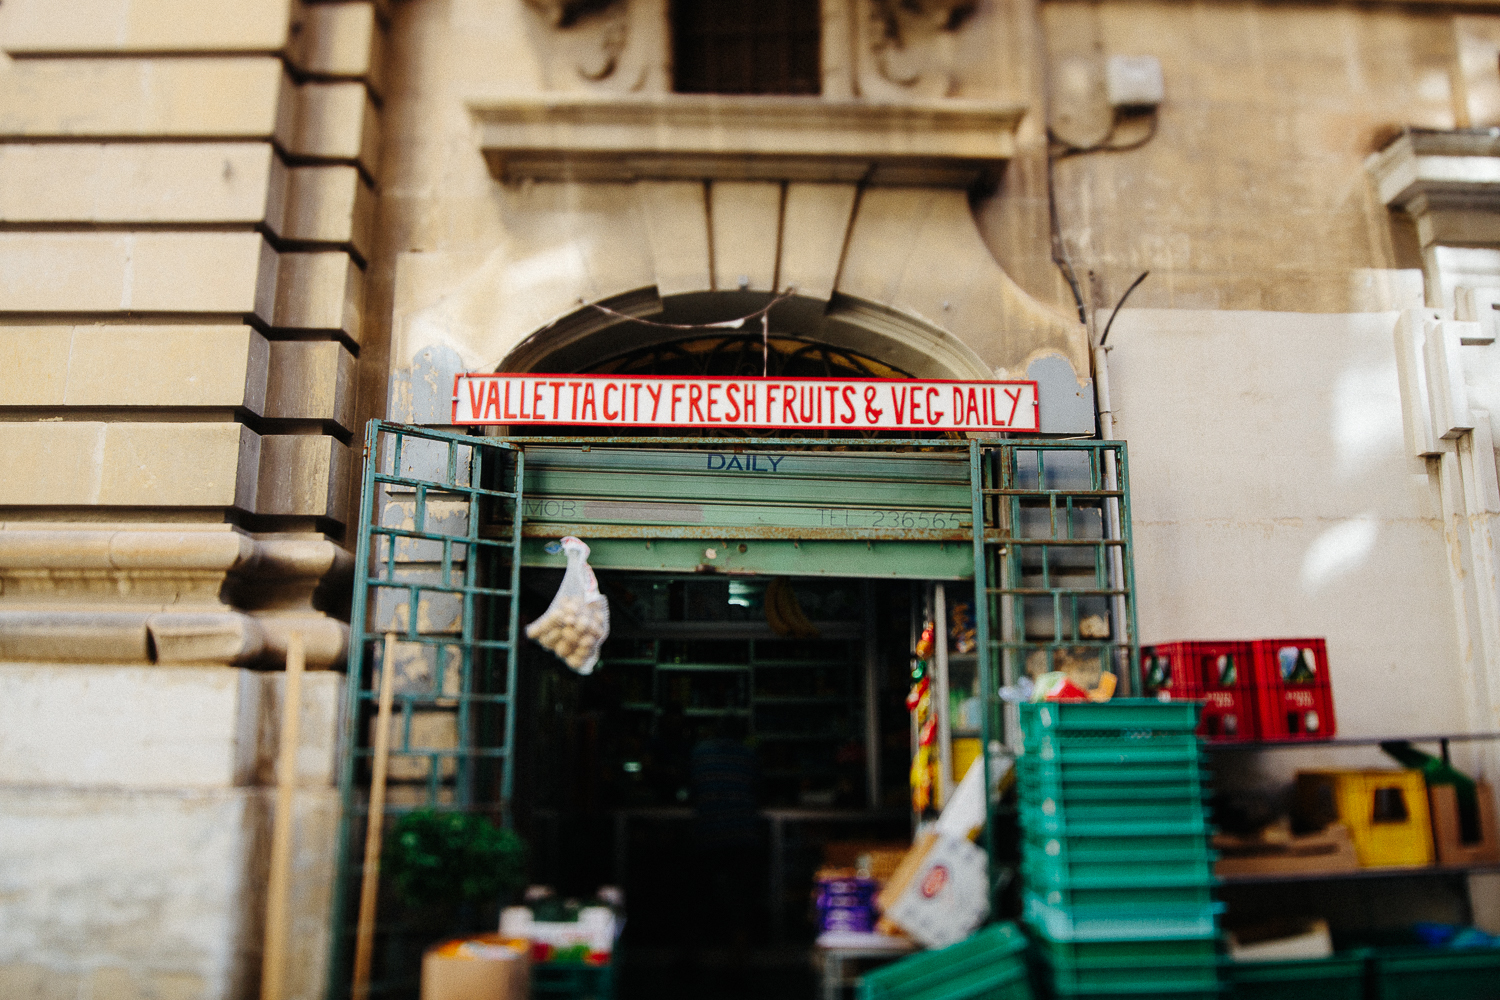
383, 810, 529, 909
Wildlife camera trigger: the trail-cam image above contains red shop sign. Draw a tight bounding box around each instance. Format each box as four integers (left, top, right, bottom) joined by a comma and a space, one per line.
452, 374, 1040, 432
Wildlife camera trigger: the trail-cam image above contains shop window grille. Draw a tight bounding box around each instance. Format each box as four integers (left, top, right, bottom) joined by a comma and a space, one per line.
671, 0, 821, 95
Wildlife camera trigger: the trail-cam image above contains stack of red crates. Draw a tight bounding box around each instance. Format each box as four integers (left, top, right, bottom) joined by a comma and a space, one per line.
1141, 641, 1259, 741
1141, 638, 1336, 741
1249, 637, 1335, 740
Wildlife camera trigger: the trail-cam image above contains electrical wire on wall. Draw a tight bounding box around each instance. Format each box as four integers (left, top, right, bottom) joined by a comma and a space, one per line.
579, 288, 798, 377
1044, 90, 1162, 327
1051, 110, 1160, 160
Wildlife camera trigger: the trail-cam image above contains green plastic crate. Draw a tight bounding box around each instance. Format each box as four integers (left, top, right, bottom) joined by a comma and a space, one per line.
1025, 741, 1204, 768
1224, 952, 1367, 1000
1372, 945, 1500, 999
1016, 758, 1211, 785
1025, 880, 1215, 912
1027, 731, 1203, 753
1017, 771, 1212, 800
857, 922, 1032, 1000
1018, 794, 1210, 831
532, 962, 614, 1000
1032, 934, 1219, 967
1020, 853, 1217, 890
1019, 813, 1212, 839
1048, 988, 1221, 1000
1014, 791, 1212, 821
1041, 956, 1220, 993
1024, 893, 1223, 942
1020, 700, 1202, 736
1024, 831, 1214, 864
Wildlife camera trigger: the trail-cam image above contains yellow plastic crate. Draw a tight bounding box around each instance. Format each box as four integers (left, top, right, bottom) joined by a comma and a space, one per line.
1293, 769, 1434, 868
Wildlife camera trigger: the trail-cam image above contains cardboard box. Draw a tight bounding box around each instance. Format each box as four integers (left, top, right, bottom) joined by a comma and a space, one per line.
1213, 823, 1359, 878
421, 935, 529, 1000
880, 834, 989, 949
822, 841, 910, 883
1226, 918, 1334, 962
875, 831, 937, 914
1430, 782, 1500, 866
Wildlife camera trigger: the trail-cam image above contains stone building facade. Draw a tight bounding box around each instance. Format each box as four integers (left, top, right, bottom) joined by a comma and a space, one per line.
1, 0, 1499, 998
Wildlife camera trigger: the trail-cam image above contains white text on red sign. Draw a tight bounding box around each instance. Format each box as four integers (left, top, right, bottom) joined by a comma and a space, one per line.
452, 376, 1040, 432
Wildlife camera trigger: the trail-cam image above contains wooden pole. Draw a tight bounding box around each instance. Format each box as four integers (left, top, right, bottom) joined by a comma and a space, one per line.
352, 633, 398, 1000
261, 631, 305, 1000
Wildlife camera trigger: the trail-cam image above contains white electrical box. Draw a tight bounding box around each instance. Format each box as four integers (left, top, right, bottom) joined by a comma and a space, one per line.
1106, 55, 1165, 108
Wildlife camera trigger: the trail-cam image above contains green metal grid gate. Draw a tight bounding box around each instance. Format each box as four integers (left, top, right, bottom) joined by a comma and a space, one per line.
328, 423, 1138, 997
328, 423, 525, 999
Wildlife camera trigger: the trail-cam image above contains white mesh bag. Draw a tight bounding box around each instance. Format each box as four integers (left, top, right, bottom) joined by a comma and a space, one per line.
524, 537, 610, 675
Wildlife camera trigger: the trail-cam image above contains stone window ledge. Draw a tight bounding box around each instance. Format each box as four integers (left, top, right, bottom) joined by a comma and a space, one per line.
1370, 129, 1500, 212
469, 94, 1027, 188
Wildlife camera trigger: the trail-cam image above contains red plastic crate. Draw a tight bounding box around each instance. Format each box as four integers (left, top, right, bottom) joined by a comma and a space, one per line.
1251, 638, 1336, 740
1144, 641, 1258, 741
1193, 641, 1258, 741
1141, 642, 1204, 703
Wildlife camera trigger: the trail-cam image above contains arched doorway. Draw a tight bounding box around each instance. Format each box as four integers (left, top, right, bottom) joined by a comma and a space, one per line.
499, 289, 994, 382
342, 297, 1133, 999
498, 291, 956, 995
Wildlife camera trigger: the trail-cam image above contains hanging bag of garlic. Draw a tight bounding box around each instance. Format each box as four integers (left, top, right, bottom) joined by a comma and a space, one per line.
525, 537, 610, 674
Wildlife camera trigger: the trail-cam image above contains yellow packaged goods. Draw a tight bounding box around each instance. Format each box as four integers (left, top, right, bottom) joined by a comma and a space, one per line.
421, 935, 529, 1000
951, 739, 982, 790
1293, 769, 1435, 868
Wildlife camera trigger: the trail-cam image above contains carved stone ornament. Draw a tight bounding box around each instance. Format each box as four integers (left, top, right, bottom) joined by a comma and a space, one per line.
523, 0, 622, 28
520, 0, 653, 90
867, 0, 977, 96
873, 0, 978, 32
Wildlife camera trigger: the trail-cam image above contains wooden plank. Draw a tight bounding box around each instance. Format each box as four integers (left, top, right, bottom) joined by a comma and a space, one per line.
261, 631, 305, 1000
351, 634, 397, 1000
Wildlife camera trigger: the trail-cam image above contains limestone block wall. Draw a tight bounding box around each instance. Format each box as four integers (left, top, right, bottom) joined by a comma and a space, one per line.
0, 0, 390, 654
1042, 1, 1479, 314
374, 0, 1098, 434
0, 0, 382, 535
0, 1, 390, 995
0, 666, 346, 1000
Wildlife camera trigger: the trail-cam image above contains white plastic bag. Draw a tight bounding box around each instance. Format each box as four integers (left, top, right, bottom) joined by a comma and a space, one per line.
525, 537, 610, 674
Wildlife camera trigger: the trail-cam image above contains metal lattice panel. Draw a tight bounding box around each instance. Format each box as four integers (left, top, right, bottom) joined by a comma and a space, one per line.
329, 429, 1137, 994
328, 422, 525, 999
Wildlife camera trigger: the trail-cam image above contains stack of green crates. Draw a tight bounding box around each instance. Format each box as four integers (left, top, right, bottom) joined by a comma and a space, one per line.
1018, 700, 1221, 1000
857, 922, 1035, 1000
531, 962, 613, 1000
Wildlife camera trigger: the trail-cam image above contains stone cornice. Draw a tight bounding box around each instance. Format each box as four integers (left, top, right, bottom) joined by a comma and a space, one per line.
0, 525, 352, 667
469, 93, 1027, 188
1369, 129, 1500, 211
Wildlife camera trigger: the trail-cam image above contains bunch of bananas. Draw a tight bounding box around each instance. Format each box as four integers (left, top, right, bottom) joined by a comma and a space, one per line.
763, 577, 820, 639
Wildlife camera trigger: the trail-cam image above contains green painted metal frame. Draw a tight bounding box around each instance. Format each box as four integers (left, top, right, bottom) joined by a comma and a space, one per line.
971, 440, 1140, 890
328, 420, 526, 1000
329, 424, 1138, 995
